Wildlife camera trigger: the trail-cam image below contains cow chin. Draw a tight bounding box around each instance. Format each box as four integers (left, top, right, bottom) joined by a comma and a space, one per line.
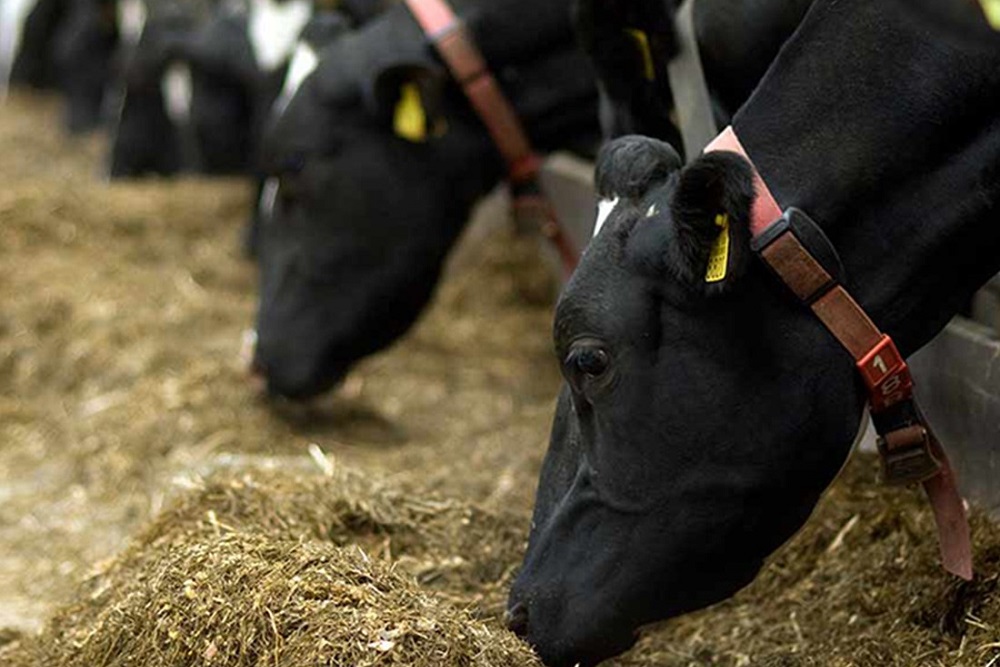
509, 531, 762, 667
507, 569, 642, 667
251, 336, 347, 401
263, 364, 345, 401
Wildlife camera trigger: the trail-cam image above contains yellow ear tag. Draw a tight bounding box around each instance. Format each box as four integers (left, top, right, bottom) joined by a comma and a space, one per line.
394, 83, 427, 142
705, 213, 730, 283
624, 29, 656, 82
980, 0, 1000, 29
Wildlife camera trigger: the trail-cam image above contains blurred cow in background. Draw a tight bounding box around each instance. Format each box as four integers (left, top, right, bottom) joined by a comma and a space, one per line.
108, 0, 389, 177
1, 0, 64, 93
249, 0, 601, 399
1, 0, 118, 133
246, 0, 815, 400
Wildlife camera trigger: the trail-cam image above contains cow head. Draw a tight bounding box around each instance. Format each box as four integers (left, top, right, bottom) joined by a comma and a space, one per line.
507, 136, 864, 666
250, 3, 598, 399
250, 28, 502, 398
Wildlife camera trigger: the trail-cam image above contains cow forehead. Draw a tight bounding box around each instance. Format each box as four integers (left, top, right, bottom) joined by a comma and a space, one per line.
249, 0, 312, 72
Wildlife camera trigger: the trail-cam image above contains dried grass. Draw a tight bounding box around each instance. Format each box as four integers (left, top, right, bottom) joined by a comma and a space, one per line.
2, 465, 539, 667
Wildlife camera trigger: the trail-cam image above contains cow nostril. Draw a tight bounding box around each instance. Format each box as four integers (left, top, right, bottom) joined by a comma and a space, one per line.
504, 602, 529, 638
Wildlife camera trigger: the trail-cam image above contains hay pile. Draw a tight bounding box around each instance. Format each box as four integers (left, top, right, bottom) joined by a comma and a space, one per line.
1, 462, 539, 666
0, 93, 559, 630
5, 455, 1000, 667
621, 459, 1000, 667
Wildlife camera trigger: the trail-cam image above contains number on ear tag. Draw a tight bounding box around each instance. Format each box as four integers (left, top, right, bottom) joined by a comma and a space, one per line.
624, 29, 656, 82
705, 213, 730, 283
981, 0, 1000, 29
394, 83, 428, 142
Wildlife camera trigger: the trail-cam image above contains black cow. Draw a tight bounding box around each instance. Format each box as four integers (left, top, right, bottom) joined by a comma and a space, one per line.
53, 0, 118, 132
507, 1, 1000, 665
249, 0, 601, 399
108, 0, 388, 177
247, 0, 815, 400
1, 0, 117, 133
110, 0, 258, 177
2, 0, 64, 91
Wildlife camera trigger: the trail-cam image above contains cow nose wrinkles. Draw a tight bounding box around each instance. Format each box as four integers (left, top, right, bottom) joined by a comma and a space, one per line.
504, 602, 529, 638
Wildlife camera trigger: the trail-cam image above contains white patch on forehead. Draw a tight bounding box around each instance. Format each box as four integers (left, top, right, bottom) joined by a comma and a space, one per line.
273, 40, 318, 116
117, 0, 148, 46
259, 177, 281, 220
161, 63, 193, 125
592, 196, 620, 238
249, 0, 312, 72
0, 0, 39, 95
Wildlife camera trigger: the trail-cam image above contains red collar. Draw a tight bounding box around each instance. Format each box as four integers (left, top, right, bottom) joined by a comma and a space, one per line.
403, 0, 578, 274
706, 125, 973, 581
705, 126, 783, 236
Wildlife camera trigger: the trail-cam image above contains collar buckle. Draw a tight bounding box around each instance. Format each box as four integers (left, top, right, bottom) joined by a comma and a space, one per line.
877, 424, 942, 486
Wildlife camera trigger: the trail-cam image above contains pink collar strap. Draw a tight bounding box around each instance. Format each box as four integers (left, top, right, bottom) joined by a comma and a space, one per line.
706, 125, 973, 581
705, 126, 783, 237
402, 0, 578, 274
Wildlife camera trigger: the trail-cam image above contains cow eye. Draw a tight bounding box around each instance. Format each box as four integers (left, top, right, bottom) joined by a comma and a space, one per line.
573, 347, 609, 376
565, 340, 612, 394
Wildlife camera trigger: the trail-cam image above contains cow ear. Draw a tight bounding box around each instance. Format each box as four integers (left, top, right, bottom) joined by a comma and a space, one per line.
369, 65, 449, 142
595, 135, 682, 200
666, 151, 755, 294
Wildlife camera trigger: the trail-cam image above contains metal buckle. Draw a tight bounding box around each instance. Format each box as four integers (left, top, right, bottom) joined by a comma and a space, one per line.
876, 425, 942, 485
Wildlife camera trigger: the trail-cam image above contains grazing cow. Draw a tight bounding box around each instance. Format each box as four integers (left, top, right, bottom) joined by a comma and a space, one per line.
506, 1, 1000, 665
247, 0, 816, 400
1, 0, 117, 133
52, 0, 118, 132
108, 0, 375, 177
249, 0, 602, 399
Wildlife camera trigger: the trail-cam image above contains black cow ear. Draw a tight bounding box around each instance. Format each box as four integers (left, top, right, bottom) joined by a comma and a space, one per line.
369, 64, 448, 142
666, 151, 755, 294
595, 135, 682, 200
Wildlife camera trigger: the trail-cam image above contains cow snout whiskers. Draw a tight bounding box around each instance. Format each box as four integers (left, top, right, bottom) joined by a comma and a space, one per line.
504, 602, 529, 638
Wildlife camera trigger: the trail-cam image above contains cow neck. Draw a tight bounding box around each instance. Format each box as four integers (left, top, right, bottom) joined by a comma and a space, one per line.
700, 0, 1000, 583
404, 0, 586, 273
730, 0, 1000, 354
